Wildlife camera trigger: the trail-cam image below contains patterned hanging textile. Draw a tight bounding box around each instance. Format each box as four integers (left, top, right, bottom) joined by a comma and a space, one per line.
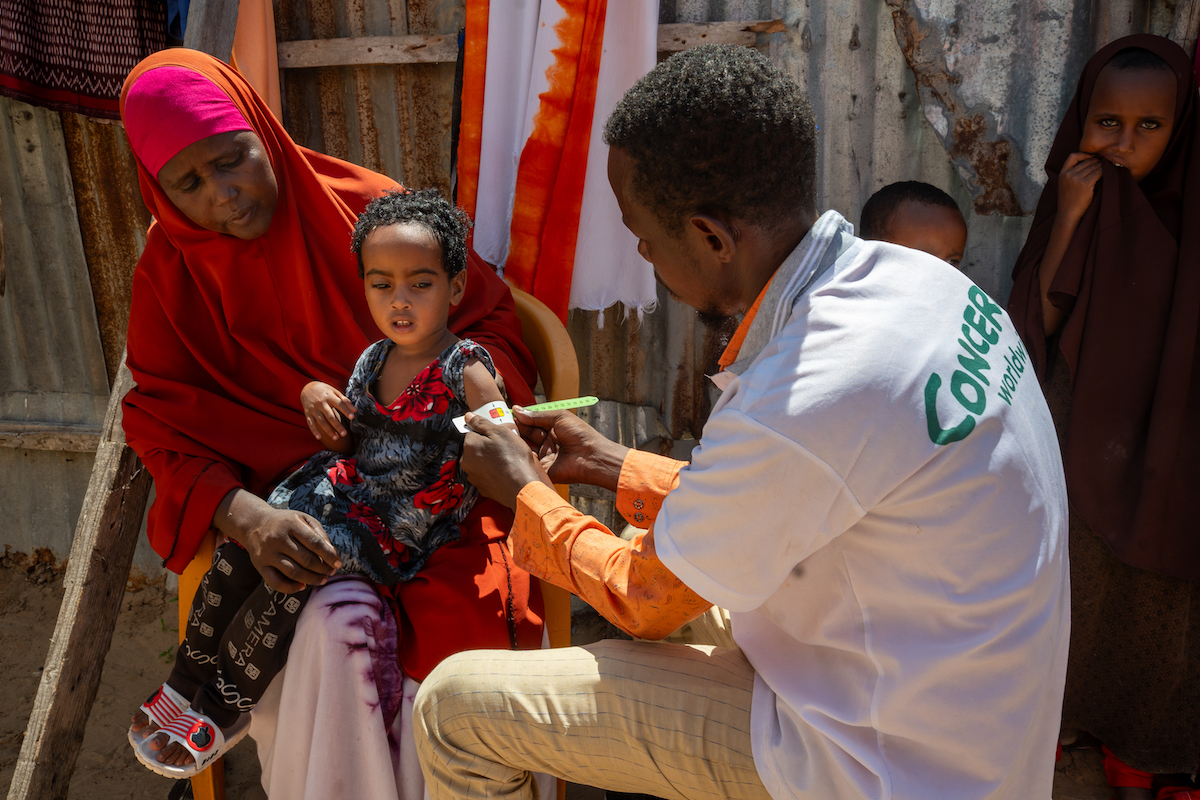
1, 0, 168, 119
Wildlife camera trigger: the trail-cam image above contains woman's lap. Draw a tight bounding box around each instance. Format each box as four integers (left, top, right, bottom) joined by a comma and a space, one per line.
250, 577, 412, 800
247, 501, 546, 799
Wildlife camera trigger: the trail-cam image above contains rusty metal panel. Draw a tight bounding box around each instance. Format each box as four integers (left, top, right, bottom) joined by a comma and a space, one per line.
61, 113, 152, 386
269, 0, 1182, 473
0, 97, 164, 576
569, 0, 1182, 461
0, 98, 108, 425
275, 0, 462, 195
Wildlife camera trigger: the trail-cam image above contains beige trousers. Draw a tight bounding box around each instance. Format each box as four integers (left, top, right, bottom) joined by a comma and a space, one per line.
413, 639, 773, 800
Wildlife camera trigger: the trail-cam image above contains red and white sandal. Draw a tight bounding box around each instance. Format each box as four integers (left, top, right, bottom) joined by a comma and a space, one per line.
127, 683, 189, 748
133, 707, 251, 779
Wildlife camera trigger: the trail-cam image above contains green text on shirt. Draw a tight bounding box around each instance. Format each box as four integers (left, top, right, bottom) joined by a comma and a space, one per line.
924, 286, 1029, 446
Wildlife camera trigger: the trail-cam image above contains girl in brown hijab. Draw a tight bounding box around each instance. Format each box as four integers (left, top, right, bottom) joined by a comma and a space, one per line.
1009, 34, 1200, 798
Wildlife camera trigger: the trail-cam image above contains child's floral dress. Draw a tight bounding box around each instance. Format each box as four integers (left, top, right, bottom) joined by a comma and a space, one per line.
268, 339, 493, 584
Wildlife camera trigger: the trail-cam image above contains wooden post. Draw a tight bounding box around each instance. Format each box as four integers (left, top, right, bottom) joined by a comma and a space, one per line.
183, 0, 241, 63
1170, 0, 1200, 59
6, 355, 153, 800
1, 193, 6, 296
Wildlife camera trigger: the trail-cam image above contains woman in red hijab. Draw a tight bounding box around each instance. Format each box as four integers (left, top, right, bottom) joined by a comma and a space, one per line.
119, 49, 544, 798
1010, 35, 1200, 799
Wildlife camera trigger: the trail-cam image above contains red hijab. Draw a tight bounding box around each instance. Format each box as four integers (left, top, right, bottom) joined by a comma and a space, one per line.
1009, 35, 1200, 578
119, 50, 535, 573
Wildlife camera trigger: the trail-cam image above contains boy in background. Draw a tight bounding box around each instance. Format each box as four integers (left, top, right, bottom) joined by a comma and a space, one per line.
860, 181, 968, 268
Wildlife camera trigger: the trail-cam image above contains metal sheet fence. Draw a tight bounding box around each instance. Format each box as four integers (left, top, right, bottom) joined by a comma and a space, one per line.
0, 0, 1187, 563
571, 0, 1180, 453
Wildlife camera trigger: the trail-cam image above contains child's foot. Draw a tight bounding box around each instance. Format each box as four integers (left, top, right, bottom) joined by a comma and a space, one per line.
128, 683, 188, 746
132, 707, 252, 777
131, 707, 196, 765
140, 709, 234, 767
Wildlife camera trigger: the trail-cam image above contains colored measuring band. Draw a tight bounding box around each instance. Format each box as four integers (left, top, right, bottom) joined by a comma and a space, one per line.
521, 396, 600, 412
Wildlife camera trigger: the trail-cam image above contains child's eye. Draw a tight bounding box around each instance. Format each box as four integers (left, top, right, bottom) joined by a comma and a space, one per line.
372, 283, 390, 290
1140, 120, 1161, 130
1098, 118, 1118, 128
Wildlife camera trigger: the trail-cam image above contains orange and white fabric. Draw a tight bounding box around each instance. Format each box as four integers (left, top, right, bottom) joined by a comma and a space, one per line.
456, 0, 658, 322
229, 0, 282, 120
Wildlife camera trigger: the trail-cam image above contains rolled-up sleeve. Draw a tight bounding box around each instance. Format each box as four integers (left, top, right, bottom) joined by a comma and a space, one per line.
510, 452, 712, 640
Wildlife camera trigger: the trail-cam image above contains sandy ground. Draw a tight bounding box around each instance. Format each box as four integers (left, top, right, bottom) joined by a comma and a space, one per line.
0, 554, 1109, 800
0, 556, 265, 800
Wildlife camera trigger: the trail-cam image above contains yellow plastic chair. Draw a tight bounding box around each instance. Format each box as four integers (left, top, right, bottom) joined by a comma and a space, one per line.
178, 284, 579, 800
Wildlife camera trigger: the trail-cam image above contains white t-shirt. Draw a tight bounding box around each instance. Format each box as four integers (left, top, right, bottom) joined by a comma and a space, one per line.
655, 225, 1070, 800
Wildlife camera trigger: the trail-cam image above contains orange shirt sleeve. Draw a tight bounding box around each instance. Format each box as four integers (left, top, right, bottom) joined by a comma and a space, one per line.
510, 450, 712, 640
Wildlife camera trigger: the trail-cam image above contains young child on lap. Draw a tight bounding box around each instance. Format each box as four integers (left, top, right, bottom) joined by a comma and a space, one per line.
129, 188, 515, 777
859, 180, 968, 268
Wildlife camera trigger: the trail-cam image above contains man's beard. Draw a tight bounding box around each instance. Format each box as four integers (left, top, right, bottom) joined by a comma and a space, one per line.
695, 307, 738, 332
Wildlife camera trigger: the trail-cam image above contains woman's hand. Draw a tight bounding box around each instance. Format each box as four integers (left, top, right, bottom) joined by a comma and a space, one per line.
1057, 152, 1103, 224
301, 381, 355, 441
214, 489, 341, 593
514, 408, 629, 491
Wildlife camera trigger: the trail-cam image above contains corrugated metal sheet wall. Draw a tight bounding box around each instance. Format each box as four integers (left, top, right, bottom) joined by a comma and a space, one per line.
0, 101, 161, 575
0, 100, 108, 560
0, 0, 1187, 555
570, 0, 1181, 474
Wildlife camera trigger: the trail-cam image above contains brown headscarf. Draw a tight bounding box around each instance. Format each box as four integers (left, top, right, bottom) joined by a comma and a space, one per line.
1009, 34, 1200, 579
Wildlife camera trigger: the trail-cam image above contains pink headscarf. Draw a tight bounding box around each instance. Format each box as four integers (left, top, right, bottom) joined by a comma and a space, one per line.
122, 66, 251, 177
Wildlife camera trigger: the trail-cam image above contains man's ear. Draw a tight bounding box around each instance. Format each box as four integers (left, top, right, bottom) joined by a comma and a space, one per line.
687, 213, 738, 264
449, 268, 468, 306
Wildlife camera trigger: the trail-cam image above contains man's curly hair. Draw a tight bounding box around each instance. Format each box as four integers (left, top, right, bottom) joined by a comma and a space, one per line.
351, 188, 471, 277
603, 44, 817, 235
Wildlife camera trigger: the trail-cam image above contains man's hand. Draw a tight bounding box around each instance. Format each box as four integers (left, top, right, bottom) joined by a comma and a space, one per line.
215, 489, 341, 593
460, 413, 553, 508
301, 381, 355, 440
514, 408, 629, 491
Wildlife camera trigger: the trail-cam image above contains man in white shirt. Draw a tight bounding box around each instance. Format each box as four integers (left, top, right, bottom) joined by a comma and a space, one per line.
414, 44, 1069, 800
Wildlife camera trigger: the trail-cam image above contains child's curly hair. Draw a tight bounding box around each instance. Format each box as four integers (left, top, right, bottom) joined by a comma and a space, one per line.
351, 188, 472, 278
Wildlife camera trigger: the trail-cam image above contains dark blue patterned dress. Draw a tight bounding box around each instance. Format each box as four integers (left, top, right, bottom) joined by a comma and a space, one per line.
267, 339, 493, 584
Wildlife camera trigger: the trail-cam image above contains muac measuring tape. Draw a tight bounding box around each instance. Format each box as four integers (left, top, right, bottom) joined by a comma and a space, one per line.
452, 396, 598, 433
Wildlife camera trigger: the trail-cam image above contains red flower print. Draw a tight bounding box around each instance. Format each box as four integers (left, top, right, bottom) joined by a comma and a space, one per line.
413, 460, 464, 513
327, 458, 362, 487
346, 502, 408, 571
346, 502, 388, 537
384, 363, 453, 422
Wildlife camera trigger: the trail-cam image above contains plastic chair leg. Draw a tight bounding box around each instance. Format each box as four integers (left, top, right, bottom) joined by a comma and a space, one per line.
178, 534, 225, 800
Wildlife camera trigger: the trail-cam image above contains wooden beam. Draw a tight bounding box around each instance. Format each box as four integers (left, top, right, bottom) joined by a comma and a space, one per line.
278, 34, 458, 68
7, 355, 153, 800
657, 20, 786, 52
183, 0, 241, 63
1170, 0, 1200, 59
1, 193, 6, 297
276, 20, 787, 69
0, 422, 101, 452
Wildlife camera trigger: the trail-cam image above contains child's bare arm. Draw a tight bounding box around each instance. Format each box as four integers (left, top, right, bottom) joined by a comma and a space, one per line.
301, 381, 356, 455
462, 360, 519, 433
